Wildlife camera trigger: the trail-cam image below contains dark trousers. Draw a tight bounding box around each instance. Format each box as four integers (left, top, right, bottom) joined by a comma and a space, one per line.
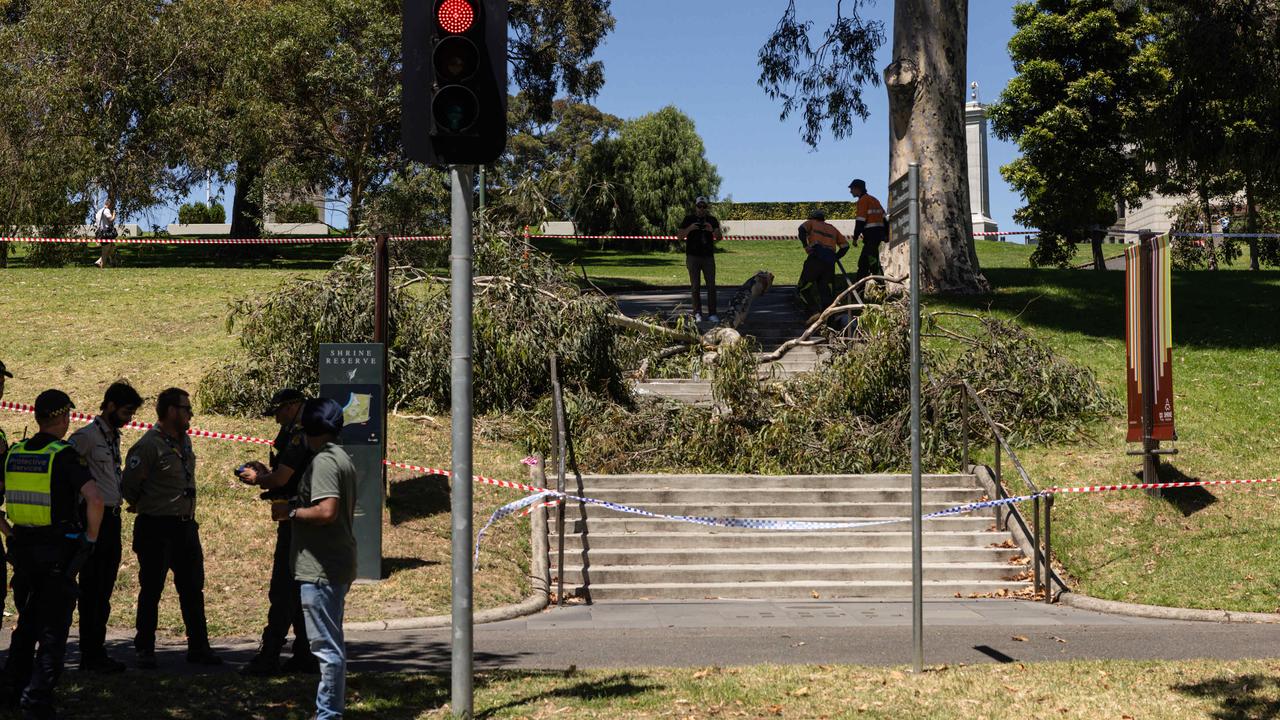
77, 510, 122, 661
799, 253, 836, 312
685, 254, 716, 315
3, 541, 78, 717
856, 227, 886, 281
261, 521, 312, 659
132, 515, 210, 654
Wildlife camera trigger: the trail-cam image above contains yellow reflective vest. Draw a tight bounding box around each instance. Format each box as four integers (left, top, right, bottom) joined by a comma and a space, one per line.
3, 438, 67, 527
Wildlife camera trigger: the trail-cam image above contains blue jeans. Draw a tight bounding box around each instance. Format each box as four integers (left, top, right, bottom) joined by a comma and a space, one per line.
300, 581, 350, 719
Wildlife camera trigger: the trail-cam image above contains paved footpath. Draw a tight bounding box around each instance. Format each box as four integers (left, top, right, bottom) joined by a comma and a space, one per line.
43, 599, 1280, 675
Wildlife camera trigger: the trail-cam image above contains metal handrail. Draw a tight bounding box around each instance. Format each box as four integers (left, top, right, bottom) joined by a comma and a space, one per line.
957, 380, 1063, 603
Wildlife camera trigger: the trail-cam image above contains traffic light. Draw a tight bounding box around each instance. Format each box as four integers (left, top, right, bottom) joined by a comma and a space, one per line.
402, 0, 508, 165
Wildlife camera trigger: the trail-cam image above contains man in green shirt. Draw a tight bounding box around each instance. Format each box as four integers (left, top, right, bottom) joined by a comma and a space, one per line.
271, 397, 356, 720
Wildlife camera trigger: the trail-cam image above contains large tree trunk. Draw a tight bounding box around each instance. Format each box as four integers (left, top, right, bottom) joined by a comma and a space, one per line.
230, 156, 263, 239
882, 0, 988, 294
1244, 173, 1259, 271
1198, 184, 1217, 271
1090, 229, 1106, 271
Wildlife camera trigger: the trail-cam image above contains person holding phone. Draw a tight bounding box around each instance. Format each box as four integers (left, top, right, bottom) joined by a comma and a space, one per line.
676, 196, 723, 323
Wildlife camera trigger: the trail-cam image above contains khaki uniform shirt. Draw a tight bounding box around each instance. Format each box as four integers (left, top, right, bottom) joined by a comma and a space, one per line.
69, 416, 124, 507
122, 427, 197, 517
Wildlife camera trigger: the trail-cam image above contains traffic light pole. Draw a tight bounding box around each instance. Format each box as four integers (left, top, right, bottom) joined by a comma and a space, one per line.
450, 164, 476, 719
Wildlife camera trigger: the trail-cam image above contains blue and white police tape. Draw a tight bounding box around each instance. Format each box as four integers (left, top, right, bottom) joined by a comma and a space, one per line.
475, 489, 1046, 560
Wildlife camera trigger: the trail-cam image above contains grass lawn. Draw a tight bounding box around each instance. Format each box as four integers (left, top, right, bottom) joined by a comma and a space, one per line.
930, 265, 1280, 613
50, 659, 1280, 718
531, 237, 1037, 289
0, 264, 535, 637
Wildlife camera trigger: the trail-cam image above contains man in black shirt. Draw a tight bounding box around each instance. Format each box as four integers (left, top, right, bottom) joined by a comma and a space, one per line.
237, 388, 318, 676
2, 389, 105, 718
676, 196, 723, 323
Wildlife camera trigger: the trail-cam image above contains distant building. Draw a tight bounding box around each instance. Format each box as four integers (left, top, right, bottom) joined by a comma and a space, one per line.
966, 83, 998, 238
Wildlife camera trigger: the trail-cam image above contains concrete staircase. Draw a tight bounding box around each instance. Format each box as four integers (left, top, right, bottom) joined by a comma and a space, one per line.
548, 473, 1029, 601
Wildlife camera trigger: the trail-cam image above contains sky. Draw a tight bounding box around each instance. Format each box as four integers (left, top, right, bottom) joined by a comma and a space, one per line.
167, 0, 1026, 234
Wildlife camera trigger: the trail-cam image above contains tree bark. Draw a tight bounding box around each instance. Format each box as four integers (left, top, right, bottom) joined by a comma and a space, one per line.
1198, 185, 1217, 271
1090, 228, 1106, 271
882, 0, 988, 294
1244, 173, 1259, 271
230, 156, 263, 239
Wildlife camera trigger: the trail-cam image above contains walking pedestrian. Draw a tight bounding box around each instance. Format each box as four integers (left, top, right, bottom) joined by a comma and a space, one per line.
1, 390, 105, 718
121, 387, 221, 669
848, 179, 887, 282
68, 381, 143, 674
93, 199, 118, 269
676, 196, 723, 323
274, 398, 358, 720
238, 388, 319, 676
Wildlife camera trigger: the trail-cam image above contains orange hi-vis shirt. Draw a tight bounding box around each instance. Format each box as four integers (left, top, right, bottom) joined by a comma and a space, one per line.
800, 219, 849, 252
856, 194, 887, 227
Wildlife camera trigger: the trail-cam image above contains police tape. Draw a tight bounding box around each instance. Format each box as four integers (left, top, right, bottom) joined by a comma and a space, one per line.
1048, 476, 1280, 495
0, 235, 445, 245
0, 399, 275, 446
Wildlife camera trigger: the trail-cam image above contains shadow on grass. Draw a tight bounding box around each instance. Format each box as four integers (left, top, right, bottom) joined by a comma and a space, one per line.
7, 241, 350, 270
1138, 463, 1219, 517
388, 473, 451, 524
1172, 673, 1280, 720
476, 671, 657, 719
382, 556, 439, 577
941, 268, 1280, 349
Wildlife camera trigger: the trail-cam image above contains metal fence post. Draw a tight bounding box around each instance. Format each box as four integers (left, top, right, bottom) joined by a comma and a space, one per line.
960, 388, 969, 472
1044, 494, 1054, 604
1032, 494, 1042, 596
994, 442, 1003, 529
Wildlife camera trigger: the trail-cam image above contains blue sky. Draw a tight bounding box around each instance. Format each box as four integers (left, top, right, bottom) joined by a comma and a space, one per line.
168, 1, 1025, 233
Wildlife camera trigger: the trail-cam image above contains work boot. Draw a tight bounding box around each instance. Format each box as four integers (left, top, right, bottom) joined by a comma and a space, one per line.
135, 651, 157, 670
280, 653, 319, 675
239, 650, 282, 677
79, 655, 127, 674
185, 648, 223, 666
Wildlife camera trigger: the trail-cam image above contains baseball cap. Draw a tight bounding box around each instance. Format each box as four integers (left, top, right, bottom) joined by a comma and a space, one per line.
0, 360, 11, 378
808, 208, 826, 220
695, 196, 709, 206
301, 397, 345, 437
263, 387, 307, 416
848, 178, 866, 190
34, 389, 75, 422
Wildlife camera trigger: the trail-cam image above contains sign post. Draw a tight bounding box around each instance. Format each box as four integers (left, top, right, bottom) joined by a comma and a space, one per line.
318, 343, 385, 580
890, 163, 923, 674
1124, 231, 1176, 486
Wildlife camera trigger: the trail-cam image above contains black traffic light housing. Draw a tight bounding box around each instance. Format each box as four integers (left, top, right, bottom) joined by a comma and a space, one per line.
402, 0, 508, 165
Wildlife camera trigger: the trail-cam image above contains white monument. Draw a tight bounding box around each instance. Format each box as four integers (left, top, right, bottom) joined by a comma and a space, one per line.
966, 82, 999, 237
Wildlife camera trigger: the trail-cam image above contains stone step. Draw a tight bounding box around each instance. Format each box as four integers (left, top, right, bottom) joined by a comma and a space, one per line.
546, 530, 1011, 550
548, 516, 997, 534
555, 502, 976, 519
558, 563, 1024, 585
553, 547, 1022, 566
572, 474, 977, 491
570, 488, 985, 505
564, 580, 1028, 601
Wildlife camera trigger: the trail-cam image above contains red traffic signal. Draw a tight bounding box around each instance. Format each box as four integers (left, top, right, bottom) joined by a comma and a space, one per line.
437, 0, 474, 34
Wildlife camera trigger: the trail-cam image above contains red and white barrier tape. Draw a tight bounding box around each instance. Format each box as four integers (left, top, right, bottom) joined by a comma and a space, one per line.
0, 400, 274, 446
1049, 477, 1280, 495
1, 235, 445, 245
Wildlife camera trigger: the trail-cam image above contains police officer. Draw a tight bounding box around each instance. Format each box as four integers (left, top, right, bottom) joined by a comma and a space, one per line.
1, 389, 105, 718
68, 381, 143, 673
237, 388, 319, 676
121, 387, 221, 668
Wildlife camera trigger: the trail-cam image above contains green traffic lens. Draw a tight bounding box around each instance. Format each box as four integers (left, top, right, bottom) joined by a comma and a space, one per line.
432, 85, 479, 133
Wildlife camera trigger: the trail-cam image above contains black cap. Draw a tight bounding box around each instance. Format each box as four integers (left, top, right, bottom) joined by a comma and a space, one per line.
34, 389, 74, 422
848, 178, 866, 190
808, 208, 826, 220
0, 360, 11, 378
301, 397, 344, 437
263, 388, 306, 416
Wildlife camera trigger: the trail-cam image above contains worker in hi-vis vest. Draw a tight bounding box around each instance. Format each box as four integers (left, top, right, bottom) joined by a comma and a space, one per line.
848, 178, 887, 282
1, 389, 104, 718
796, 208, 850, 314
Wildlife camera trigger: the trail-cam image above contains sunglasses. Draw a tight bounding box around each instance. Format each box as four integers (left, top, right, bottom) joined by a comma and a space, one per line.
696, 204, 708, 209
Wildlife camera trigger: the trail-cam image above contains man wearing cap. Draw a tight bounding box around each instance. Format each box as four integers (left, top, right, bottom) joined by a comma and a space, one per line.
272, 397, 357, 720
848, 179, 888, 282
1, 389, 105, 717
796, 209, 850, 314
67, 381, 143, 674
122, 387, 221, 668
676, 197, 723, 323
237, 388, 318, 676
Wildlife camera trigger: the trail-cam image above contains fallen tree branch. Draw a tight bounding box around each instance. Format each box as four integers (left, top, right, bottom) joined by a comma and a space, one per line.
608, 314, 700, 344
634, 344, 692, 380
759, 274, 907, 363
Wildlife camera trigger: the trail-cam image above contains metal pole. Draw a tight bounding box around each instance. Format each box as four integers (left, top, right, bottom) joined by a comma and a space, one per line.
960, 389, 969, 472
994, 442, 1003, 529
908, 162, 923, 674
1044, 494, 1054, 604
374, 233, 390, 496
449, 164, 476, 719
550, 355, 568, 606
1032, 495, 1042, 596
478, 167, 486, 215
1138, 231, 1160, 491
